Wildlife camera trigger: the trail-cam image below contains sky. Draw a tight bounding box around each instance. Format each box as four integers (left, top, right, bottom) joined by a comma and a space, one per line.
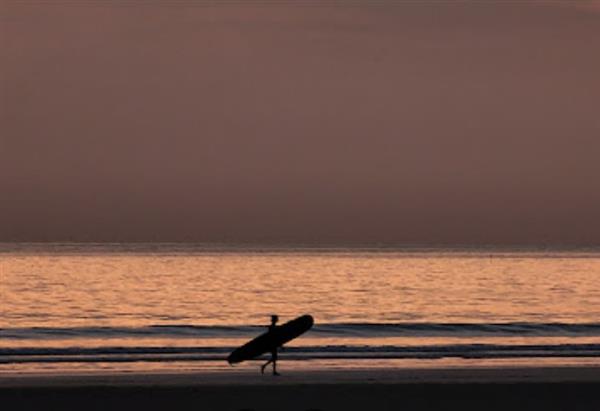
1, 1, 600, 245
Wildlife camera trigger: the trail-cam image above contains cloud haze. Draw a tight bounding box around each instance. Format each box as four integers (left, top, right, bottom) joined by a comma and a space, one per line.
2, 1, 600, 244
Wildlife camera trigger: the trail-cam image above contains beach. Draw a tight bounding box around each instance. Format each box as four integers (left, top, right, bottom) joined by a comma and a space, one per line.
2, 366, 600, 411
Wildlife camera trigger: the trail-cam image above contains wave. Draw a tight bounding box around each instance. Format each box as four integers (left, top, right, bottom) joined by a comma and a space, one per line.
3, 323, 600, 340
312, 323, 600, 337
2, 343, 600, 364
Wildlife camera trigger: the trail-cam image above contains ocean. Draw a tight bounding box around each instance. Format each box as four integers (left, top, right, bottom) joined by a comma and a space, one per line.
1, 243, 600, 373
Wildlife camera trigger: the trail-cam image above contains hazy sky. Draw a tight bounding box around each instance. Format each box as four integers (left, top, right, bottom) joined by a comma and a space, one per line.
2, 1, 600, 244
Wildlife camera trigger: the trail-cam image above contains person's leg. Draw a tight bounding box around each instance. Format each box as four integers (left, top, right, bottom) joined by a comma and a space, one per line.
261, 359, 272, 374
272, 350, 280, 376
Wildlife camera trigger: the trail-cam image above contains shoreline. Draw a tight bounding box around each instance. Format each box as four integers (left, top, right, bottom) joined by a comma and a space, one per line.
2, 366, 600, 411
2, 364, 600, 387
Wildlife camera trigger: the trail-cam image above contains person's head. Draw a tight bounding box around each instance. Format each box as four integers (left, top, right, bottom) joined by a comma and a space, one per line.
271, 315, 279, 325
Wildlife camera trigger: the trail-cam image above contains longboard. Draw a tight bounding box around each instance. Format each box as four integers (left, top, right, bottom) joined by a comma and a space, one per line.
227, 315, 314, 364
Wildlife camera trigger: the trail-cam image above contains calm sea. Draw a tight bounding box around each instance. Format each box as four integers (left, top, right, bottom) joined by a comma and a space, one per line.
1, 243, 600, 372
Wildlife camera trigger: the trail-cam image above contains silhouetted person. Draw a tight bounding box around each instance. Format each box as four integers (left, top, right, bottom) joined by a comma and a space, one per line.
260, 315, 280, 375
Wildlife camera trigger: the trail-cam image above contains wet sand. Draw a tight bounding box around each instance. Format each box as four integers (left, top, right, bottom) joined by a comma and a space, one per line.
2, 366, 600, 410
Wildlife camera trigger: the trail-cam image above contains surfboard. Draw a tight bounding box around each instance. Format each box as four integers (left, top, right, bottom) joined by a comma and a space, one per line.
227, 314, 314, 364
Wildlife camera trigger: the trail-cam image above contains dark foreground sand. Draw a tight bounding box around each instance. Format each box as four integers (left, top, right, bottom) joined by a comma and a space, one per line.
2, 366, 600, 411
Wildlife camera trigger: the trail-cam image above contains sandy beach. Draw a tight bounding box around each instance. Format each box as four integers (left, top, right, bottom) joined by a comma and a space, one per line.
2, 366, 600, 411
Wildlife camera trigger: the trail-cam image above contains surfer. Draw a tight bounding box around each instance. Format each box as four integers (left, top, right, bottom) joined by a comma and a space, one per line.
228, 314, 313, 374
260, 315, 281, 376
